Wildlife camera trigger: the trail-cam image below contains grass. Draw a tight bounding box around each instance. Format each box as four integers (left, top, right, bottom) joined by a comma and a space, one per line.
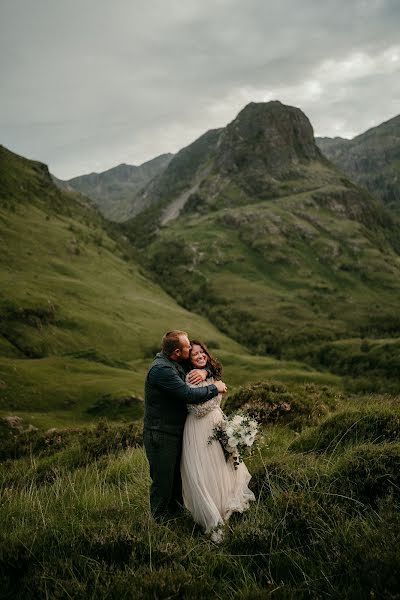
1, 388, 399, 599
290, 408, 400, 453
0, 350, 339, 428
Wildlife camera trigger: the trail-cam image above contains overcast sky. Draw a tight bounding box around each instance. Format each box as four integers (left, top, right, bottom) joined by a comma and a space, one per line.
1, 0, 399, 179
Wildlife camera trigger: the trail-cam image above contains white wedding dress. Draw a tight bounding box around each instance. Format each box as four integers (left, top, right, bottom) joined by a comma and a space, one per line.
181, 377, 255, 534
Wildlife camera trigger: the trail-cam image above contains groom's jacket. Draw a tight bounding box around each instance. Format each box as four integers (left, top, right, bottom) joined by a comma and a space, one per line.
144, 352, 218, 434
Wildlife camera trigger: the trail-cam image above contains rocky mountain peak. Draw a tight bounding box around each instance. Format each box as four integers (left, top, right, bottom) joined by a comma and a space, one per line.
215, 101, 322, 178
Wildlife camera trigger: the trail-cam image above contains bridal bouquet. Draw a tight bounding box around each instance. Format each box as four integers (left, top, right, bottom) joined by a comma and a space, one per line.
208, 412, 259, 469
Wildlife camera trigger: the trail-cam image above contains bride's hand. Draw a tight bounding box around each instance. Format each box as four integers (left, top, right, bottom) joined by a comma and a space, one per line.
187, 369, 208, 385
215, 380, 227, 394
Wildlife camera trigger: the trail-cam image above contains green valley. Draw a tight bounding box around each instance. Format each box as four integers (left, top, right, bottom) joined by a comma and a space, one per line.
0, 144, 332, 427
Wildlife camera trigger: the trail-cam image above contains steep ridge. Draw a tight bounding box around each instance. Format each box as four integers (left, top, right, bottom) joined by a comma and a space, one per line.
316, 113, 400, 213
0, 144, 327, 423
137, 128, 222, 221
55, 153, 173, 222
125, 102, 400, 390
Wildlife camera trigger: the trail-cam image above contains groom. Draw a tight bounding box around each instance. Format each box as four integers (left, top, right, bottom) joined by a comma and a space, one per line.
143, 330, 227, 520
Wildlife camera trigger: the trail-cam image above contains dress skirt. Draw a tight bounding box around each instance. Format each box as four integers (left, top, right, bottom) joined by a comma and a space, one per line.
181, 405, 255, 533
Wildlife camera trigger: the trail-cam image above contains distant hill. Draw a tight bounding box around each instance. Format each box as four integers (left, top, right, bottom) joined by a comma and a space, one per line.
125, 102, 400, 390
316, 113, 400, 212
54, 153, 173, 222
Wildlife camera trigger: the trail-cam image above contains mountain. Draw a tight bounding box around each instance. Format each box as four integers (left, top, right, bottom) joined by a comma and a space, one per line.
0, 144, 328, 426
55, 153, 173, 222
125, 102, 400, 391
131, 102, 340, 237
316, 113, 400, 212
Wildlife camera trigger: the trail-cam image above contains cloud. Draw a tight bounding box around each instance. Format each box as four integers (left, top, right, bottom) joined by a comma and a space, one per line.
0, 0, 399, 178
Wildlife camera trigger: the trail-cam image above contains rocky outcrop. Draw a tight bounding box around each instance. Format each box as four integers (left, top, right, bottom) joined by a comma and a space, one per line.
209, 101, 331, 200
216, 101, 322, 175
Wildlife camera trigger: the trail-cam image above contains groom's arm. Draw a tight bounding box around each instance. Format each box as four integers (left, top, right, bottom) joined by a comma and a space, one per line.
187, 367, 212, 385
148, 365, 218, 405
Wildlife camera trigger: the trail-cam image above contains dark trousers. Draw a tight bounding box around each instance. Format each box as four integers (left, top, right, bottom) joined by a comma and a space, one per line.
143, 428, 184, 520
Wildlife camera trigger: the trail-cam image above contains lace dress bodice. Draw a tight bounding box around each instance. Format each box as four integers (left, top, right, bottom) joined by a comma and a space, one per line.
186, 376, 222, 417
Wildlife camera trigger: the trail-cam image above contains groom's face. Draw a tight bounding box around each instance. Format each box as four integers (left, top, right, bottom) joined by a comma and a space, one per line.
178, 335, 191, 360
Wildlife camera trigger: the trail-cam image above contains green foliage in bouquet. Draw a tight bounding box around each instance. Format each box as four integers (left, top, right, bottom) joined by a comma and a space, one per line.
208, 412, 259, 469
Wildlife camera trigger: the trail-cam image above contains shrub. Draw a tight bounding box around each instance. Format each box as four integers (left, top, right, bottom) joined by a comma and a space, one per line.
0, 418, 143, 462
86, 394, 143, 420
0, 418, 78, 460
329, 442, 400, 506
290, 409, 400, 454
78, 420, 143, 460
225, 381, 339, 430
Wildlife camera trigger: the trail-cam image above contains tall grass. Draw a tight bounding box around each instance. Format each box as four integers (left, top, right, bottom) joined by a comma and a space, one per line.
1, 390, 399, 599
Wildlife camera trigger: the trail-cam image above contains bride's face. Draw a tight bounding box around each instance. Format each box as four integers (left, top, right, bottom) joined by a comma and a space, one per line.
190, 344, 208, 368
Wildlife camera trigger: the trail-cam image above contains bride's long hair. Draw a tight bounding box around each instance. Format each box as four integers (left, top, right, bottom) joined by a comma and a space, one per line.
189, 339, 222, 380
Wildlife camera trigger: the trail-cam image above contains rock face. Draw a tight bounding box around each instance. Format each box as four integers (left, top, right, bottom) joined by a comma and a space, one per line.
125, 101, 353, 239
216, 101, 321, 175
316, 114, 400, 212
212, 101, 328, 199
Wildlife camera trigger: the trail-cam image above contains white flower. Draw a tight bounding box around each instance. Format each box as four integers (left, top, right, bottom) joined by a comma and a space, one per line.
228, 437, 238, 447
226, 426, 234, 437
232, 415, 243, 426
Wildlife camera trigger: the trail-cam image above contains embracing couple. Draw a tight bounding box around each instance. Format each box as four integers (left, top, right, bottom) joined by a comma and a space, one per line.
143, 330, 255, 542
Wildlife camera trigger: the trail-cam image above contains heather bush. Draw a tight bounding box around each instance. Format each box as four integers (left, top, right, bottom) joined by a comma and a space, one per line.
225, 381, 339, 430
290, 409, 400, 453
0, 418, 143, 462
329, 442, 400, 506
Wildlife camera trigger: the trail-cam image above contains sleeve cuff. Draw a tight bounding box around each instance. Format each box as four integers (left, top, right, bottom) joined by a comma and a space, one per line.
208, 384, 218, 399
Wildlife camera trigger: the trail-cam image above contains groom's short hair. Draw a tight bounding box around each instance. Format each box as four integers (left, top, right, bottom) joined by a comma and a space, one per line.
162, 330, 188, 356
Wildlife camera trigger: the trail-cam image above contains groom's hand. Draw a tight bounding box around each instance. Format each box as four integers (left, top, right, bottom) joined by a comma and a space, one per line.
187, 369, 208, 385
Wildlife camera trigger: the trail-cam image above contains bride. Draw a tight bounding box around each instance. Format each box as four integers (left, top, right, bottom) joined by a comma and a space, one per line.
181, 340, 255, 542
